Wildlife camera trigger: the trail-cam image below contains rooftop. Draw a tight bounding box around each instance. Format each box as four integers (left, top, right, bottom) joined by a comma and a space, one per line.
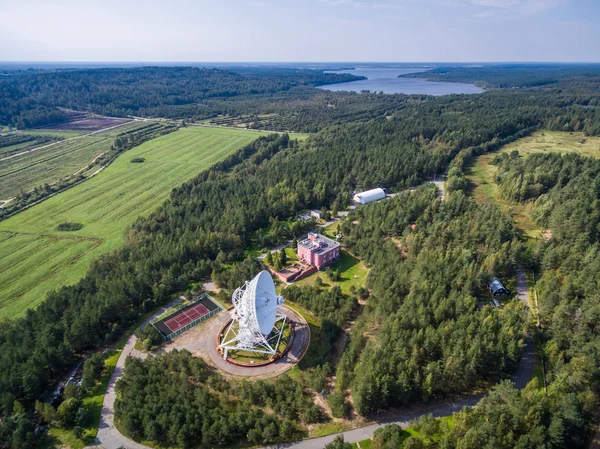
298, 232, 340, 255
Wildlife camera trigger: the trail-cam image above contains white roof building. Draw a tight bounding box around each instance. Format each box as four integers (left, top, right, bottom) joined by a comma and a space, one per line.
353, 188, 386, 205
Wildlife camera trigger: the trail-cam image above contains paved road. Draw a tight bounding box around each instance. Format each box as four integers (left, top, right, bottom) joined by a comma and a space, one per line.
432, 176, 446, 201
265, 331, 534, 449
91, 271, 534, 449
92, 296, 184, 449
515, 266, 529, 308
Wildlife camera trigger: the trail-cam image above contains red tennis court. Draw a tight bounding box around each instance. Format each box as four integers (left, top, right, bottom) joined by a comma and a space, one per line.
164, 303, 210, 333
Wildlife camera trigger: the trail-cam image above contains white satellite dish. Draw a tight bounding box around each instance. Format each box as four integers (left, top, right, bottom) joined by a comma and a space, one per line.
219, 270, 286, 359
253, 270, 280, 334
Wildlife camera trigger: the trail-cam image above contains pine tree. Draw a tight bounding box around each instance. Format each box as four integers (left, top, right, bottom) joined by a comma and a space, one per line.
279, 249, 287, 267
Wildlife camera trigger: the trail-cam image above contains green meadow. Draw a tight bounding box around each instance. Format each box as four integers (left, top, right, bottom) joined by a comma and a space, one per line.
0, 121, 151, 198
0, 126, 266, 319
466, 130, 600, 238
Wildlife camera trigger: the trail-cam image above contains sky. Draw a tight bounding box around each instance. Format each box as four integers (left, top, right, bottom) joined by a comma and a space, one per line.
0, 0, 598, 63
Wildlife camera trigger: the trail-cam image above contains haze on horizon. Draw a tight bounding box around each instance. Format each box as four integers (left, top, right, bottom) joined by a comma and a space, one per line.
1, 0, 598, 63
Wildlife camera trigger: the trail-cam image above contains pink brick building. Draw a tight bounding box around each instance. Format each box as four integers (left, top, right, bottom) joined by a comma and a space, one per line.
297, 233, 340, 270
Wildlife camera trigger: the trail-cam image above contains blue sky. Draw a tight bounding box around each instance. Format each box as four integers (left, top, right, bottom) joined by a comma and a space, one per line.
0, 0, 598, 62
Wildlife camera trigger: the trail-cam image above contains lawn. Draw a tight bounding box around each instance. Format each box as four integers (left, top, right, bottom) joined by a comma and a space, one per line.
0, 126, 267, 319
0, 121, 153, 199
295, 251, 369, 295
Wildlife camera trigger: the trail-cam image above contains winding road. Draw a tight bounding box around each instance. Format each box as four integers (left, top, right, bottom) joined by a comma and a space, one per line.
92, 273, 533, 449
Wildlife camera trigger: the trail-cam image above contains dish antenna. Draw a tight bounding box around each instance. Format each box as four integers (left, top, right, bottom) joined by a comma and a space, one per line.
220, 270, 286, 359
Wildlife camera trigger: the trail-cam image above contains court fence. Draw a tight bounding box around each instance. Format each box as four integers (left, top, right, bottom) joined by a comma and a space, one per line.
150, 293, 224, 341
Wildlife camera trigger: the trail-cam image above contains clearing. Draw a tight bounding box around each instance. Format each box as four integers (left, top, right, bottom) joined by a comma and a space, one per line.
466, 130, 600, 238
0, 126, 267, 319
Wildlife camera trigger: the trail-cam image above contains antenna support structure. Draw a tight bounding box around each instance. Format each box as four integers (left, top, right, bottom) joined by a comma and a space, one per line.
219, 271, 286, 360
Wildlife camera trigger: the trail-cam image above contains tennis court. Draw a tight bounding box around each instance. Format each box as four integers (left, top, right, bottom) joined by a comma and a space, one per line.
164, 303, 210, 332
151, 294, 222, 341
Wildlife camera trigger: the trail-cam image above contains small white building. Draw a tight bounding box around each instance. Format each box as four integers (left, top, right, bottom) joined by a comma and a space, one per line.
353, 188, 386, 205
310, 210, 322, 220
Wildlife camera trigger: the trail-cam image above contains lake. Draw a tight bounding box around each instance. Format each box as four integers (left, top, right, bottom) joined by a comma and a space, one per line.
318, 67, 484, 95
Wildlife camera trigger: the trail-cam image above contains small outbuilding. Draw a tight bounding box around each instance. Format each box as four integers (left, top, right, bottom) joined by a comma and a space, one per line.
310, 210, 322, 220
353, 188, 386, 205
489, 277, 509, 296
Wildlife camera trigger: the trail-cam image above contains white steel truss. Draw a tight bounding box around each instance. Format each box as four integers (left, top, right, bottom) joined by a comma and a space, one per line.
219, 278, 286, 359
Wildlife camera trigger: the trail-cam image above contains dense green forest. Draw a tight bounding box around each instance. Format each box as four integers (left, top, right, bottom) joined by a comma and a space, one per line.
406, 64, 600, 92
3, 68, 600, 448
0, 67, 361, 128
4, 64, 600, 134
115, 351, 309, 447
336, 189, 525, 414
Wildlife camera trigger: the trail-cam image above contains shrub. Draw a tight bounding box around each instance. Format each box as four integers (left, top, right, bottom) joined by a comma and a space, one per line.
328, 390, 350, 418
56, 222, 84, 231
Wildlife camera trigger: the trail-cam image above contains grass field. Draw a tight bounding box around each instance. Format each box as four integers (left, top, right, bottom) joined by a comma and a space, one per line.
0, 121, 152, 199
295, 251, 369, 295
466, 131, 600, 238
0, 127, 267, 319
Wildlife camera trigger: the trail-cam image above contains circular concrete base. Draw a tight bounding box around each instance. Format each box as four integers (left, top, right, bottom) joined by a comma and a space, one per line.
216, 318, 294, 367
206, 305, 310, 377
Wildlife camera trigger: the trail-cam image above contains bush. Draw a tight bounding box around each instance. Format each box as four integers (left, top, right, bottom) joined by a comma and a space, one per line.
135, 325, 163, 350
306, 363, 330, 392
372, 424, 404, 449
57, 397, 82, 428
130, 157, 146, 163
325, 435, 352, 449
403, 437, 425, 449
303, 404, 325, 424
73, 426, 84, 440
81, 353, 105, 390
56, 222, 84, 231
328, 390, 350, 418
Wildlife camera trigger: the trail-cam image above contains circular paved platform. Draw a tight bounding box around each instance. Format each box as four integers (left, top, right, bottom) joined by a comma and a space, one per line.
172, 305, 310, 377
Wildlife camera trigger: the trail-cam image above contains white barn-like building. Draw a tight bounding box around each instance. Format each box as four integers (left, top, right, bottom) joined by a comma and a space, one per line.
353, 188, 386, 205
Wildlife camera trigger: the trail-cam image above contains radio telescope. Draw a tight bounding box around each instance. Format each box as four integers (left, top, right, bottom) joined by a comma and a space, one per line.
220, 270, 286, 359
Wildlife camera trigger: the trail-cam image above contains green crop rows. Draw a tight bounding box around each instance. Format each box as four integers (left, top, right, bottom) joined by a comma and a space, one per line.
0, 126, 266, 319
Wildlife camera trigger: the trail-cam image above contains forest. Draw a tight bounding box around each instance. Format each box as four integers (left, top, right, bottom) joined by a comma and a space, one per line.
405, 64, 600, 91
2, 68, 600, 448
335, 189, 525, 414
0, 66, 361, 128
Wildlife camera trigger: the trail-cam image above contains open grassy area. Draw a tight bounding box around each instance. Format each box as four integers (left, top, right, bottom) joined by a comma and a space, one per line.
295, 251, 369, 295
0, 121, 153, 198
501, 130, 600, 159
467, 131, 600, 239
0, 127, 267, 319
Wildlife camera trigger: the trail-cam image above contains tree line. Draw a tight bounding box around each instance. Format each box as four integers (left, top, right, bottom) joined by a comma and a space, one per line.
2, 71, 600, 447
